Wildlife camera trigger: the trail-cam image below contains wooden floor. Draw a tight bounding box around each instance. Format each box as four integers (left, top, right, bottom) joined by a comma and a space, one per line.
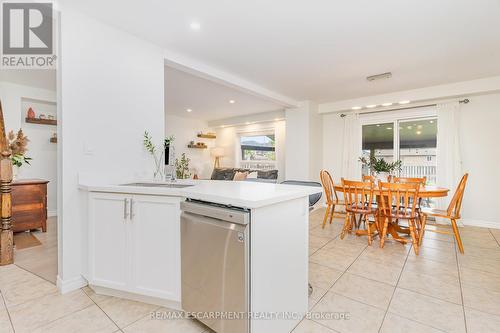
14, 216, 58, 284
1, 210, 500, 332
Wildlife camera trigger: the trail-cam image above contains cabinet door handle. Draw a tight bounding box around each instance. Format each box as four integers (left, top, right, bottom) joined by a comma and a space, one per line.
130, 198, 135, 220
124, 198, 129, 220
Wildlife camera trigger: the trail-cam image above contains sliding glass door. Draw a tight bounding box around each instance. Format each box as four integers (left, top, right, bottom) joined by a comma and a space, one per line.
398, 119, 437, 185
361, 115, 438, 185
362, 122, 394, 176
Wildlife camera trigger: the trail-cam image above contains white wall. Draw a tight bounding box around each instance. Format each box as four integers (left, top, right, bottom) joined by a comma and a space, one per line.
165, 114, 213, 179
285, 101, 323, 181
459, 93, 500, 226
321, 112, 345, 181
0, 81, 58, 215
285, 105, 309, 181
58, 6, 165, 291
215, 120, 286, 181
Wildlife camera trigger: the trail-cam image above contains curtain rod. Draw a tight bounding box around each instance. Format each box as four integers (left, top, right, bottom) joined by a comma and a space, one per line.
339, 98, 470, 118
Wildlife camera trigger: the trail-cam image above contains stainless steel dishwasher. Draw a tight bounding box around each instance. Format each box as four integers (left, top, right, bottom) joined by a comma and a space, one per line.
181, 200, 250, 333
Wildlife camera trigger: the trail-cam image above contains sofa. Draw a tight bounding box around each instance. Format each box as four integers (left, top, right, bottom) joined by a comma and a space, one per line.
210, 168, 278, 183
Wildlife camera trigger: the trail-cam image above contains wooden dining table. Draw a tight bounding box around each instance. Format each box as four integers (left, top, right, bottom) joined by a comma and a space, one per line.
333, 184, 450, 243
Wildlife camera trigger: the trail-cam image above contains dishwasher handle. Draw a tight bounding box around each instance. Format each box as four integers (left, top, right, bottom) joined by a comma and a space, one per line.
181, 211, 247, 234
181, 201, 249, 225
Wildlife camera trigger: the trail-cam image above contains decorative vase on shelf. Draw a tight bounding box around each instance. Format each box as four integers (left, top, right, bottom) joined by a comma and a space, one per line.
27, 107, 35, 119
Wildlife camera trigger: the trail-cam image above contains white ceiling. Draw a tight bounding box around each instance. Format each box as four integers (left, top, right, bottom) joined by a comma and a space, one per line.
64, 0, 500, 103
165, 66, 285, 120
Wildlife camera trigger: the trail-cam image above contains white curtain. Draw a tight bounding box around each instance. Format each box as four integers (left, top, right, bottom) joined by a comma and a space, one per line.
341, 113, 362, 180
436, 102, 462, 213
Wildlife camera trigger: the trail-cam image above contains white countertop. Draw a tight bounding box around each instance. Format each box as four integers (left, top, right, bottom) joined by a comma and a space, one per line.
79, 179, 322, 209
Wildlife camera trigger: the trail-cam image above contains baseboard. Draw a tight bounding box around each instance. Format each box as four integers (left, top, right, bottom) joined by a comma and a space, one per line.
462, 218, 500, 230
90, 285, 182, 310
57, 275, 88, 294
48, 210, 57, 217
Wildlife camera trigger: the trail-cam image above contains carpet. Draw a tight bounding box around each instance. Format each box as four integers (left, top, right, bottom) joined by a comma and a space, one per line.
14, 232, 42, 250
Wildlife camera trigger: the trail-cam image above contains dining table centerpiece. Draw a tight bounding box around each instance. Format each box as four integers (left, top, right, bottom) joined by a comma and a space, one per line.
359, 156, 402, 182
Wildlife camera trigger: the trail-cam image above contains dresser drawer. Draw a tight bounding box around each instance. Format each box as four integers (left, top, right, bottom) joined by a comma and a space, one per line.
12, 179, 48, 232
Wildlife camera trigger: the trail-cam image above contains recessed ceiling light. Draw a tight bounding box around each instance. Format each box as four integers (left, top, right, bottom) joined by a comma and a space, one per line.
352, 106, 362, 110
416, 131, 422, 135
398, 100, 410, 105
229, 100, 235, 104
186, 108, 192, 112
386, 127, 392, 130
376, 124, 381, 127
190, 22, 201, 30
366, 104, 377, 108
407, 125, 412, 130
382, 103, 393, 107
429, 120, 434, 124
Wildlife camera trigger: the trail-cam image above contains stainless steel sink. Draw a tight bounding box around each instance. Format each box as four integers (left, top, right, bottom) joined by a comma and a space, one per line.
120, 182, 194, 188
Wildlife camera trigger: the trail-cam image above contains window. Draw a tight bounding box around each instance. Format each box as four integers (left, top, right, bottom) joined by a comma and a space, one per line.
239, 134, 276, 170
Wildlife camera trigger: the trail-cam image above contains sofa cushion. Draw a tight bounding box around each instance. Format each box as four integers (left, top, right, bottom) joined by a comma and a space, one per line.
233, 171, 249, 181
257, 170, 278, 179
210, 168, 236, 180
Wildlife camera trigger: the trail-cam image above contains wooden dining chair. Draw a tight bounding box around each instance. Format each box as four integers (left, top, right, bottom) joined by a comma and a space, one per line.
392, 176, 426, 185
378, 181, 421, 254
392, 176, 427, 222
319, 170, 345, 229
418, 173, 469, 253
341, 179, 379, 245
362, 175, 375, 183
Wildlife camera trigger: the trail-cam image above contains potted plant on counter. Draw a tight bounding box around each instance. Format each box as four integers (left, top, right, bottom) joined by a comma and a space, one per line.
359, 156, 402, 182
175, 153, 191, 179
143, 131, 175, 181
8, 129, 31, 180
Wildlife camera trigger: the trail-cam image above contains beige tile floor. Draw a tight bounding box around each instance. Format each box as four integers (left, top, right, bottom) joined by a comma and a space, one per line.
14, 217, 58, 284
1, 208, 500, 332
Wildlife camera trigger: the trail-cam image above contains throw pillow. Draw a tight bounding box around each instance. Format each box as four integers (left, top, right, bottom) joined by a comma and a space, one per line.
233, 171, 249, 181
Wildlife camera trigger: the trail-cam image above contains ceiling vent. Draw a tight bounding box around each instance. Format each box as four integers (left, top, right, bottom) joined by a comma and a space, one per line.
366, 72, 392, 82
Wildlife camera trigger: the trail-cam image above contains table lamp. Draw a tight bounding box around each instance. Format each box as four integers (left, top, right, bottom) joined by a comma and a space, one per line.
211, 147, 224, 169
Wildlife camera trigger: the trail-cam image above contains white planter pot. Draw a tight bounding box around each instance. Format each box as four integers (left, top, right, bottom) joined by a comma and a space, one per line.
375, 172, 390, 183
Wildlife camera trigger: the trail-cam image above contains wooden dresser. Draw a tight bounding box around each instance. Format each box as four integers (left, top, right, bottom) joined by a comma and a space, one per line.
12, 179, 49, 233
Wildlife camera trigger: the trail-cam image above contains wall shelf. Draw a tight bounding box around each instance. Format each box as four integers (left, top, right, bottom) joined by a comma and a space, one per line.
197, 133, 216, 139
25, 118, 57, 126
188, 144, 207, 149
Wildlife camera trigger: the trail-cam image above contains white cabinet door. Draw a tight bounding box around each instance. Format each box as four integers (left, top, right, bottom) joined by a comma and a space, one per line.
129, 195, 181, 301
88, 192, 130, 290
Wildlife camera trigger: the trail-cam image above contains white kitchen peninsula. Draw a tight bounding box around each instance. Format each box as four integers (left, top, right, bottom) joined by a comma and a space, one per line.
80, 180, 321, 333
